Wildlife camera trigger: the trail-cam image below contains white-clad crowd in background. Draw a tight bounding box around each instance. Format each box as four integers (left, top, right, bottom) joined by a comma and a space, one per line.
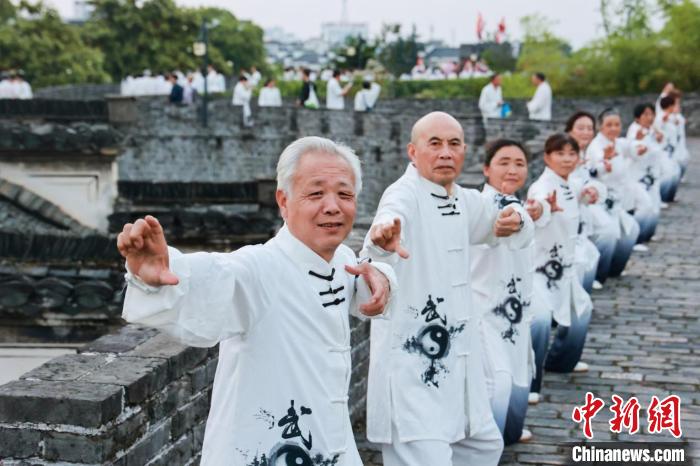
0, 71, 33, 99
403, 54, 492, 81
480, 71, 553, 121
120, 65, 227, 97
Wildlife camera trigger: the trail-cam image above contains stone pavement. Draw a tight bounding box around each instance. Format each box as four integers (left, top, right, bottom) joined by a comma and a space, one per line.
357, 139, 700, 465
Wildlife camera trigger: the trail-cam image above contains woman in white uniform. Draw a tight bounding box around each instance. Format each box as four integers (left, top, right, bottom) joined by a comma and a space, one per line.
656, 95, 683, 203
586, 109, 641, 277
527, 134, 596, 403
471, 139, 547, 445
626, 103, 663, 243
565, 111, 612, 292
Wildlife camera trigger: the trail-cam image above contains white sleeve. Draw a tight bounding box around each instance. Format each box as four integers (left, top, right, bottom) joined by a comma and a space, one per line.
122, 245, 263, 347
349, 258, 399, 321
363, 182, 414, 266
527, 181, 553, 228
464, 189, 534, 249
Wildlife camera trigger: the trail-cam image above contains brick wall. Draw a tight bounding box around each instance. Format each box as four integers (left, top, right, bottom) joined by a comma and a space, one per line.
113, 98, 563, 219
0, 325, 216, 465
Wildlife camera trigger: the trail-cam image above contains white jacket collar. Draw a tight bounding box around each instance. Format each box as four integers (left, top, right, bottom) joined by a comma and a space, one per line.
274, 224, 336, 276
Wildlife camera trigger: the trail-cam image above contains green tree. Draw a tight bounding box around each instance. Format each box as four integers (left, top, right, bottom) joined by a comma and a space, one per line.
82, 0, 201, 80
0, 0, 15, 22
480, 43, 516, 73
196, 7, 266, 75
377, 24, 422, 77
331, 35, 377, 71
515, 14, 572, 92
0, 1, 109, 87
657, 0, 700, 90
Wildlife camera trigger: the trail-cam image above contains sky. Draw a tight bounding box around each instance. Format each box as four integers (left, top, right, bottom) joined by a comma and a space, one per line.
47, 0, 633, 50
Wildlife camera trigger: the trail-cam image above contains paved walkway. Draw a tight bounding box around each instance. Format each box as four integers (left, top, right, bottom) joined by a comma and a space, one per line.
358, 139, 700, 465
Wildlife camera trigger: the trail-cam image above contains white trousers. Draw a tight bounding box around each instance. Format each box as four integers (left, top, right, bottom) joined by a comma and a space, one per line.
381, 419, 504, 466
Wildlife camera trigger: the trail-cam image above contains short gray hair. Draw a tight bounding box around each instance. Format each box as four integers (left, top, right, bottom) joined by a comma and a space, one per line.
276, 136, 362, 196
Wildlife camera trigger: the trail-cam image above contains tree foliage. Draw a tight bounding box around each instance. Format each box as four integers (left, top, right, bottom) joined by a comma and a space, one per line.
196, 7, 266, 75
0, 1, 110, 87
331, 35, 377, 71
376, 24, 423, 78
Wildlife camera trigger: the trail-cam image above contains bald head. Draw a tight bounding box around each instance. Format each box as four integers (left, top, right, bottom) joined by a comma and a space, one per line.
407, 112, 467, 190
410, 111, 464, 144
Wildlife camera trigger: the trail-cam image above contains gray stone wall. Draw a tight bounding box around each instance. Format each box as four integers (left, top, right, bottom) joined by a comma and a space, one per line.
0, 320, 372, 465
0, 325, 215, 465
114, 98, 564, 219
34, 84, 121, 101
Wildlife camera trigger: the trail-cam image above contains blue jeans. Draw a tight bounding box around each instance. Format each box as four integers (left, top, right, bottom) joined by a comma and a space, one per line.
529, 306, 552, 394
592, 232, 616, 284
544, 308, 592, 373
503, 384, 530, 446
608, 220, 640, 277
635, 211, 659, 243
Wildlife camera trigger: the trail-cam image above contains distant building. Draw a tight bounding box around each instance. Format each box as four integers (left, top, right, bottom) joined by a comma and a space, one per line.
321, 22, 369, 46
424, 46, 460, 68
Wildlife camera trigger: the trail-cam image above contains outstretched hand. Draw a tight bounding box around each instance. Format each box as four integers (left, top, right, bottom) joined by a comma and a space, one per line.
546, 190, 564, 213
494, 206, 523, 237
369, 218, 410, 259
525, 198, 544, 222
117, 215, 179, 287
345, 263, 390, 316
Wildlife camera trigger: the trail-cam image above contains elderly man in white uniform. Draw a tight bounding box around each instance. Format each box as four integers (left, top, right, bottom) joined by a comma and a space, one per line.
526, 72, 552, 121
119, 136, 397, 466
363, 112, 534, 465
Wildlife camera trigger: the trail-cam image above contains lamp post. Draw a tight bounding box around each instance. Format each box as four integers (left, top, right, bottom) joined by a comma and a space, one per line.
193, 19, 220, 127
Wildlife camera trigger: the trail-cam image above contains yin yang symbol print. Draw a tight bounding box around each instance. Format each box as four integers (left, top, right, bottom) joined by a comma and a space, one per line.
536, 243, 571, 290
491, 276, 530, 344
402, 294, 465, 388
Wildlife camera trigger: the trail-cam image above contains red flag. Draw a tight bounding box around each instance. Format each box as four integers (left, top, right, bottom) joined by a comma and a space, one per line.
495, 17, 506, 43
476, 12, 485, 41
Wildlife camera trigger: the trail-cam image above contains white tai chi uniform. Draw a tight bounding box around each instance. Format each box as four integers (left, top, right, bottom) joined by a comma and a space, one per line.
364, 163, 533, 466
122, 225, 396, 466
470, 184, 536, 433
526, 81, 552, 121
626, 122, 663, 217
528, 167, 593, 329
586, 134, 641, 240
258, 86, 282, 107
326, 78, 346, 110
478, 83, 503, 119
232, 81, 253, 124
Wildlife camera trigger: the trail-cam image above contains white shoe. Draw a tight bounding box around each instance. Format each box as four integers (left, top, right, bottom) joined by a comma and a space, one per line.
592, 280, 603, 290
574, 362, 589, 373
519, 429, 533, 442
650, 235, 659, 242
661, 202, 669, 209
528, 392, 540, 405
633, 244, 649, 252
621, 270, 628, 276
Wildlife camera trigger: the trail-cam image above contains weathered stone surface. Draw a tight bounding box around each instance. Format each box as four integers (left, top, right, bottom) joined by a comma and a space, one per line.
20, 353, 110, 381
0, 379, 122, 427
80, 356, 168, 404
126, 332, 209, 379
81, 324, 159, 354
0, 427, 41, 458
121, 419, 172, 466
